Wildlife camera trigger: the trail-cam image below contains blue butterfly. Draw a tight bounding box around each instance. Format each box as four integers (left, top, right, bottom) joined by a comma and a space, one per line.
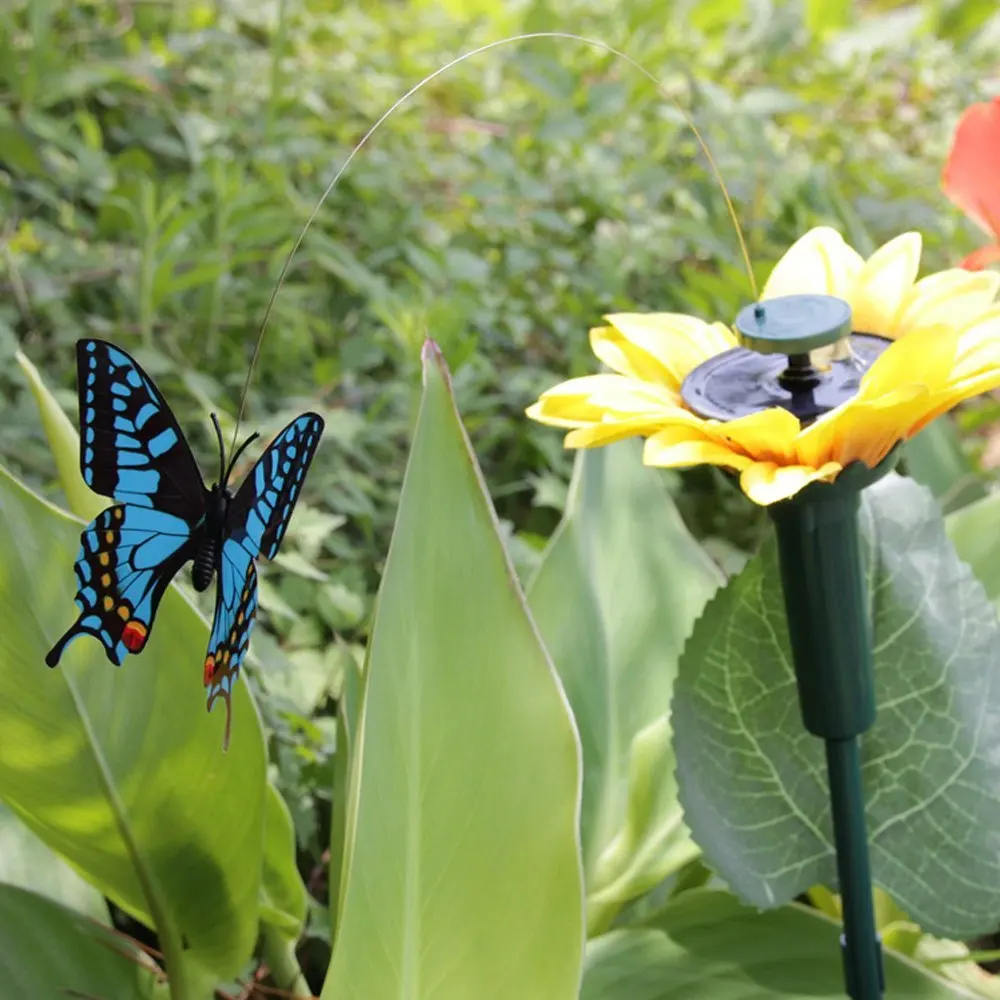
46, 339, 324, 748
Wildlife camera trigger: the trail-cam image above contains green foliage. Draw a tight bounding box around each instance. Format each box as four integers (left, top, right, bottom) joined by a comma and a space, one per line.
675, 474, 1000, 938
581, 890, 981, 999
324, 344, 584, 999
0, 884, 168, 1000
4, 0, 1000, 997
527, 441, 722, 933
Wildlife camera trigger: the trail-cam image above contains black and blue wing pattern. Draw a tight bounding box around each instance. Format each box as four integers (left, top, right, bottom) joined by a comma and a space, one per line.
203, 413, 324, 747
76, 339, 205, 515
46, 340, 206, 667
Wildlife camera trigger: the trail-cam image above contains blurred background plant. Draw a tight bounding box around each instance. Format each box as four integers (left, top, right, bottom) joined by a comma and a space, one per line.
3, 0, 1000, 992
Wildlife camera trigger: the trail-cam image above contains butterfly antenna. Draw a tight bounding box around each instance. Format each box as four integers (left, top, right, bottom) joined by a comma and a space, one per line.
229, 31, 755, 456
224, 431, 260, 487
211, 412, 227, 487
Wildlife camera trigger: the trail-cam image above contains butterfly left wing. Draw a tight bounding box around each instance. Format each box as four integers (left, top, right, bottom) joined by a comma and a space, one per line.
203, 413, 324, 748
46, 505, 199, 666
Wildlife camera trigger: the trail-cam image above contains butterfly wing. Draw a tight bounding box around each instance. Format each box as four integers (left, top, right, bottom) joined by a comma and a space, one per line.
47, 340, 207, 666
46, 504, 199, 666
203, 413, 324, 747
77, 339, 206, 516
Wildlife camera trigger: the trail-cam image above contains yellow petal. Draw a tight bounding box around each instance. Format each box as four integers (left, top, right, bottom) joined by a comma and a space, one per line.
949, 310, 1000, 381
857, 324, 959, 400
850, 232, 921, 335
527, 374, 681, 427
761, 227, 863, 301
602, 313, 737, 391
894, 269, 1000, 337
715, 407, 802, 464
563, 415, 688, 449
739, 461, 843, 506
589, 325, 675, 384
800, 384, 930, 468
643, 435, 752, 472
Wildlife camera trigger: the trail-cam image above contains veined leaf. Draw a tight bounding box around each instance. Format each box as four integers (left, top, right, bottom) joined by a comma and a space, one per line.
322, 341, 584, 1000
675, 474, 1000, 938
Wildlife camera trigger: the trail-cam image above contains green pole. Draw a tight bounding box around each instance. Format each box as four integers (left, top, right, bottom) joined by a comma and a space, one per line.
768, 461, 894, 1000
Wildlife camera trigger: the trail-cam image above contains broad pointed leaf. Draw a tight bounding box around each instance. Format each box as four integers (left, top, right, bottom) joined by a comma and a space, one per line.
322, 342, 584, 1000
527, 442, 722, 930
675, 475, 1000, 937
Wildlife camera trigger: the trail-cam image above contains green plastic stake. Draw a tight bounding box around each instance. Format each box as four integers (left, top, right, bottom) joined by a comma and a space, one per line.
768, 456, 897, 1000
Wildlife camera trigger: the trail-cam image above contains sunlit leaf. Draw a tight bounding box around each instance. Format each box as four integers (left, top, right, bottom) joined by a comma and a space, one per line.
323, 342, 584, 999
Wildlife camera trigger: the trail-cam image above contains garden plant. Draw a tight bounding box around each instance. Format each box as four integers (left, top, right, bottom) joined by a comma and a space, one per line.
3, 2, 1000, 1000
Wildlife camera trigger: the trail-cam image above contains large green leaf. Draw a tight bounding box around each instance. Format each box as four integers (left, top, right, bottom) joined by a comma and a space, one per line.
580, 889, 980, 999
674, 474, 1000, 938
527, 442, 722, 931
15, 349, 104, 522
260, 786, 308, 939
0, 801, 107, 922
945, 492, 1000, 604
322, 342, 584, 1000
903, 419, 985, 514
0, 466, 266, 989
329, 644, 363, 943
0, 884, 169, 1000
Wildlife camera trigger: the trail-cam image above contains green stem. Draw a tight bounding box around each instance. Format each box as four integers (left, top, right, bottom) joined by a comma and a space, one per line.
261, 924, 310, 998
826, 738, 883, 1000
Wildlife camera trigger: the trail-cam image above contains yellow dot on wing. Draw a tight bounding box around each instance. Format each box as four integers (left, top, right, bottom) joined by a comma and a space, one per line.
113, 507, 124, 521
117, 605, 130, 621
103, 596, 114, 611
100, 573, 111, 588
105, 531, 115, 544
98, 552, 110, 566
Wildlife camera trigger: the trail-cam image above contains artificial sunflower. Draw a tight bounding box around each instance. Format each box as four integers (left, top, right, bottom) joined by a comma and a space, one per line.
527, 227, 1000, 505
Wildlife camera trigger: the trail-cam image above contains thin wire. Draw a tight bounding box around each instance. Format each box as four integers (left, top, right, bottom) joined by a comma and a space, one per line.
230, 31, 756, 451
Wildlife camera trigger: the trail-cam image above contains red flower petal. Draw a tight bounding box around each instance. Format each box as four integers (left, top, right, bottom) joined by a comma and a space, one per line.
943, 97, 1000, 239
959, 244, 1000, 271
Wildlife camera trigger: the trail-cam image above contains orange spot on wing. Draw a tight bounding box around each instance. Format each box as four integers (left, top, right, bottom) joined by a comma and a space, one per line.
113, 507, 124, 520
117, 605, 130, 621
204, 654, 215, 686
98, 552, 110, 566
121, 620, 148, 653
102, 596, 114, 611
105, 531, 115, 544
100, 573, 111, 588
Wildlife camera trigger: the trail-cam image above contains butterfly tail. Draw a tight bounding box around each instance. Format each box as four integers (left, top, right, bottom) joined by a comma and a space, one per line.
46, 619, 124, 668
206, 691, 233, 754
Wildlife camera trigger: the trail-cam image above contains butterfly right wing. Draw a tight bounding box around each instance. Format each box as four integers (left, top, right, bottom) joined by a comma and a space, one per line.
77, 339, 206, 517
46, 504, 199, 667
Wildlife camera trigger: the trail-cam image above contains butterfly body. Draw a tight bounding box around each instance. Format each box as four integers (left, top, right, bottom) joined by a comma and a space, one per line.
47, 339, 324, 748
191, 484, 230, 593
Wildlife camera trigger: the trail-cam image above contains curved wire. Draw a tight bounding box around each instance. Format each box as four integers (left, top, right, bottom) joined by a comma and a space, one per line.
230, 30, 755, 449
